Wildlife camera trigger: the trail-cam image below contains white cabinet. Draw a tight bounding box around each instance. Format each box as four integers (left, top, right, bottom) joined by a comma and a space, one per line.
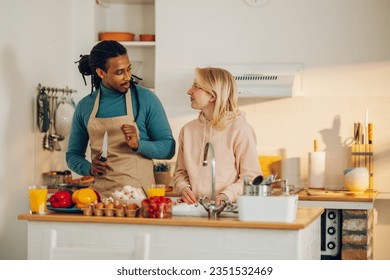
25, 218, 320, 260
95, 0, 155, 89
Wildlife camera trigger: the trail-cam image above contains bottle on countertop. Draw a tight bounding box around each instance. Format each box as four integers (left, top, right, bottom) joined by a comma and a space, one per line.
63, 170, 72, 184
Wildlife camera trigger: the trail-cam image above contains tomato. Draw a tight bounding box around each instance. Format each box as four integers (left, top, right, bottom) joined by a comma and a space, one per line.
141, 196, 172, 218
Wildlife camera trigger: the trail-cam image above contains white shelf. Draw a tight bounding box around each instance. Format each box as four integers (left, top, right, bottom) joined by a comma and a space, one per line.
97, 0, 154, 5
97, 41, 155, 47
95, 0, 155, 88
121, 41, 155, 47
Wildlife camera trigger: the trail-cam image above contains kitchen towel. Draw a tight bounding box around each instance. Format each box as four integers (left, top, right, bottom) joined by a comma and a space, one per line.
309, 151, 325, 189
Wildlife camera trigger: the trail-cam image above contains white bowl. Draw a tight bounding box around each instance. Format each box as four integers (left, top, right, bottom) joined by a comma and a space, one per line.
344, 167, 369, 192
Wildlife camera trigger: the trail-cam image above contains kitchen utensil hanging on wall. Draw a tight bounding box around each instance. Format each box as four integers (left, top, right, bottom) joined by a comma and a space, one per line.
37, 84, 77, 151
48, 95, 64, 151
55, 93, 75, 137
37, 88, 50, 133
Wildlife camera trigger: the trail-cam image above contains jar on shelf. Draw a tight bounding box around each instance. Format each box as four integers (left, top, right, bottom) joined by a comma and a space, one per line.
63, 170, 73, 184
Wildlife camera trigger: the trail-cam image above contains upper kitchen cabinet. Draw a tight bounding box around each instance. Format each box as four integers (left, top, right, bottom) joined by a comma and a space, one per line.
95, 0, 156, 89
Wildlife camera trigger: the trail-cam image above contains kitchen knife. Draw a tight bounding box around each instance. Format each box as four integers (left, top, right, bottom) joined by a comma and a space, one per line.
101, 130, 108, 161
99, 131, 108, 175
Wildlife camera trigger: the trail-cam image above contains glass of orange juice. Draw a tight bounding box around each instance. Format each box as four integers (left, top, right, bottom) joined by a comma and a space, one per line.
29, 185, 48, 214
147, 184, 165, 198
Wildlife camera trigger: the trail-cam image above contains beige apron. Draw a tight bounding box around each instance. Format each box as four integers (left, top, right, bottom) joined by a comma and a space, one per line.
88, 88, 155, 198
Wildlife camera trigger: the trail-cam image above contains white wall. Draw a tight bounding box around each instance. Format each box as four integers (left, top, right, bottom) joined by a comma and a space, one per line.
155, 0, 390, 259
0, 0, 94, 260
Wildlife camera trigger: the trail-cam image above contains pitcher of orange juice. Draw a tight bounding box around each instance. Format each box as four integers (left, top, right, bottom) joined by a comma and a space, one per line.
29, 185, 48, 214
147, 184, 165, 198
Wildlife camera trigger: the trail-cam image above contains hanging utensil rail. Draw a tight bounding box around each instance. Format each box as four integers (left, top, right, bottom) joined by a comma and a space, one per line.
37, 83, 77, 96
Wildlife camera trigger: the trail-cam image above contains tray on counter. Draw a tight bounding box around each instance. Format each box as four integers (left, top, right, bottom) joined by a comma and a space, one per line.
46, 203, 82, 213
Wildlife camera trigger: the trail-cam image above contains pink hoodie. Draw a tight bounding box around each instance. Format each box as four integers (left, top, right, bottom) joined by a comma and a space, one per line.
174, 112, 262, 202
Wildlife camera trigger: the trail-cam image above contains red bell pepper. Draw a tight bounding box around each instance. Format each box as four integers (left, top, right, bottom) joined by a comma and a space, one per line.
49, 190, 73, 208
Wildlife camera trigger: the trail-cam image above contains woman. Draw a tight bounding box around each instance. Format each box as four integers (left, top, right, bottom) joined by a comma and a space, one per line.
174, 67, 262, 205
66, 40, 175, 198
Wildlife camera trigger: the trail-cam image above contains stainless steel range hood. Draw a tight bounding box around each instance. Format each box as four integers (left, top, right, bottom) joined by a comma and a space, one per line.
215, 63, 304, 98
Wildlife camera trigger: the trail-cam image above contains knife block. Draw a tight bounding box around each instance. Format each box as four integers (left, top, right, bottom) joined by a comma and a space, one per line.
350, 144, 374, 191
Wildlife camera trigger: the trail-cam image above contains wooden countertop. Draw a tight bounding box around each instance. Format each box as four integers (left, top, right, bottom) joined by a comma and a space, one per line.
298, 188, 377, 202
18, 206, 323, 230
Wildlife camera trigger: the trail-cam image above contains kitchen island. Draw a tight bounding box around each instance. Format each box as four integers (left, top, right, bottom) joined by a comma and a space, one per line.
18, 206, 323, 260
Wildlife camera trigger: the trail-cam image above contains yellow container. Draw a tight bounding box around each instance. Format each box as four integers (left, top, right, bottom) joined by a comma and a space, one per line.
29, 186, 48, 214
258, 155, 282, 178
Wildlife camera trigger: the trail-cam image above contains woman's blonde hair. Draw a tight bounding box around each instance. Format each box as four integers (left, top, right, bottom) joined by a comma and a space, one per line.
195, 67, 239, 129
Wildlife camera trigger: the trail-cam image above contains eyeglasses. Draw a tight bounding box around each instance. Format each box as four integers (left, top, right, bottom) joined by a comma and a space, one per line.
191, 83, 205, 91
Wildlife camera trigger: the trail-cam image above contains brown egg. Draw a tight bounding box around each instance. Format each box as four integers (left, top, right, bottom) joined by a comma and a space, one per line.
95, 202, 104, 209
84, 203, 93, 210
106, 202, 115, 209
127, 203, 139, 210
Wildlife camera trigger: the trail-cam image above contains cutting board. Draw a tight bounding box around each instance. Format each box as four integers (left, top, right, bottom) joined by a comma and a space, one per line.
306, 189, 362, 197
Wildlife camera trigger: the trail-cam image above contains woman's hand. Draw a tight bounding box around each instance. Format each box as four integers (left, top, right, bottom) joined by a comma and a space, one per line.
181, 186, 197, 205
90, 151, 107, 176
215, 193, 229, 206
121, 124, 139, 149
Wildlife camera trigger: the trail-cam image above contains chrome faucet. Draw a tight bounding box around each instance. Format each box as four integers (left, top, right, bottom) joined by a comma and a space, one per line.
198, 142, 230, 219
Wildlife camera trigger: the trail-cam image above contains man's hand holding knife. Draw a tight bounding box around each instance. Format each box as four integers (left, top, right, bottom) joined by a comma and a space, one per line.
90, 131, 108, 176
91, 151, 107, 176
90, 125, 139, 177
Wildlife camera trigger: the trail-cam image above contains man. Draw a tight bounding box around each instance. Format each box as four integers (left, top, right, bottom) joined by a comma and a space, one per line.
67, 40, 175, 198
